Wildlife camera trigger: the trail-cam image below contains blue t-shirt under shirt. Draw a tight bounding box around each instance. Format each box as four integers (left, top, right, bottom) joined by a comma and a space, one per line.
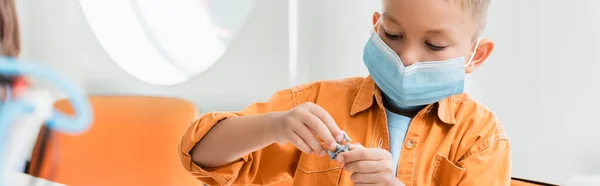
385, 108, 412, 175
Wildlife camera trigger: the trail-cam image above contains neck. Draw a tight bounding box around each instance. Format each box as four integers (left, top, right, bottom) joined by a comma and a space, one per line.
382, 94, 425, 118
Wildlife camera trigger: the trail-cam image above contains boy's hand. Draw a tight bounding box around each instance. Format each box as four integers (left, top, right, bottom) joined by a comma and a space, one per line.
272, 102, 345, 156
337, 144, 405, 186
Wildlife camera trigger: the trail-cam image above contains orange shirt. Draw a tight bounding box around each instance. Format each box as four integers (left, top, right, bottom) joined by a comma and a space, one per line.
178, 76, 511, 186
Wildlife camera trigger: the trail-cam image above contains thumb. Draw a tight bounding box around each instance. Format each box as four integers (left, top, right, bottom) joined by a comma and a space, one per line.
349, 143, 365, 150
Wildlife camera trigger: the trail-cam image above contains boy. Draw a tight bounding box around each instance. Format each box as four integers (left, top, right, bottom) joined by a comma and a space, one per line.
178, 0, 510, 185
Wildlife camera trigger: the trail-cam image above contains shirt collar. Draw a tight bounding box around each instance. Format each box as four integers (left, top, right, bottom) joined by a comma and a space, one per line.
349, 76, 459, 125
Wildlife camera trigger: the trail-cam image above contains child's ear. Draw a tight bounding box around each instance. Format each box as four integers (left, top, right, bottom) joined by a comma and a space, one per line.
466, 38, 494, 74
372, 12, 381, 32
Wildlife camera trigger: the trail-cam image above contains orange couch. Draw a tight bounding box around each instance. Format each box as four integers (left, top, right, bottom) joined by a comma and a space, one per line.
28, 96, 201, 186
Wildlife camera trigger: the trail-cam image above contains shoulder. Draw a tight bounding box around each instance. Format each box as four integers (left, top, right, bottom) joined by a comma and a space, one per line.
256, 77, 366, 112
450, 94, 509, 157
289, 77, 365, 93
453, 94, 500, 125
281, 77, 365, 103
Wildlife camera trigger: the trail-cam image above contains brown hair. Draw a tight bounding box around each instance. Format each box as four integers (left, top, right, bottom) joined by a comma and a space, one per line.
0, 0, 21, 57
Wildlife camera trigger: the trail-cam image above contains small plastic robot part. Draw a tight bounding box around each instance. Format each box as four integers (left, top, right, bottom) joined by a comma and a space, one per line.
326, 133, 352, 160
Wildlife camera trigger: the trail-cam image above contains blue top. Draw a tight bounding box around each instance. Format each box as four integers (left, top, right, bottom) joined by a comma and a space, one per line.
385, 108, 412, 175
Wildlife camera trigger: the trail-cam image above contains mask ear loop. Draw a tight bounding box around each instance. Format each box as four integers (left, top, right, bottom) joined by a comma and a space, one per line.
372, 16, 383, 32
465, 38, 482, 67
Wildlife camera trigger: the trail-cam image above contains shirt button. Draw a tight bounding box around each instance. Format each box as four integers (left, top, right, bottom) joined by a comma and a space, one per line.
405, 139, 415, 150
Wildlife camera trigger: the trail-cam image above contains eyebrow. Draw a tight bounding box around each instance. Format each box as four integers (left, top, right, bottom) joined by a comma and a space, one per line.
426, 29, 448, 35
381, 12, 399, 25
426, 27, 458, 40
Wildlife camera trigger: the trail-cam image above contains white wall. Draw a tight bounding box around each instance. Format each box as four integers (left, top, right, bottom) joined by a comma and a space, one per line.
15, 0, 600, 184
472, 0, 600, 184
296, 0, 376, 84
16, 0, 290, 112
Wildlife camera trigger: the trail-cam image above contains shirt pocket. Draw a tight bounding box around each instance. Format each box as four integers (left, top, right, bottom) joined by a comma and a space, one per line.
432, 153, 466, 186
293, 153, 342, 186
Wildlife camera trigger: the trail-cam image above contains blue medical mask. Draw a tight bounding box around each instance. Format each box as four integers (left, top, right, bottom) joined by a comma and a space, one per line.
363, 27, 480, 108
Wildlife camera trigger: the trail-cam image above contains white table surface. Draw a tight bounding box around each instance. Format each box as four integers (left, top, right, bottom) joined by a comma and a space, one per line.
3, 172, 66, 186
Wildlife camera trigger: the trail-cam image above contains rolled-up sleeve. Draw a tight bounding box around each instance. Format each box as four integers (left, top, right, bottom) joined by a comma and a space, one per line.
178, 88, 302, 185
178, 112, 243, 185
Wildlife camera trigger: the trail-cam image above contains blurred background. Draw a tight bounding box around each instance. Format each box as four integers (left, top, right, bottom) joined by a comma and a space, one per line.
12, 0, 600, 185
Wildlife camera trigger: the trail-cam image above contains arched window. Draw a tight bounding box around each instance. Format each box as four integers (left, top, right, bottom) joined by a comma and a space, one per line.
78, 0, 254, 85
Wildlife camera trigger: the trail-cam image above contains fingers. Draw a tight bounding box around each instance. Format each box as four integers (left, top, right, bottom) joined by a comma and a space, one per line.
354, 176, 404, 186
351, 172, 386, 184
349, 143, 365, 150
297, 104, 339, 150
341, 144, 380, 173
288, 131, 313, 154
354, 184, 378, 186
352, 172, 404, 186
304, 103, 344, 144
337, 147, 390, 163
343, 160, 387, 173
292, 121, 326, 156
287, 102, 346, 154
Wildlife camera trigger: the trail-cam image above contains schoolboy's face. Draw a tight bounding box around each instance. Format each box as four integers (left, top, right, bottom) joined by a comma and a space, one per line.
374, 0, 494, 74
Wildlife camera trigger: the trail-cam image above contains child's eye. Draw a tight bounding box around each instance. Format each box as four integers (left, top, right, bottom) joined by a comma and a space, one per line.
384, 31, 403, 40
425, 41, 447, 51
